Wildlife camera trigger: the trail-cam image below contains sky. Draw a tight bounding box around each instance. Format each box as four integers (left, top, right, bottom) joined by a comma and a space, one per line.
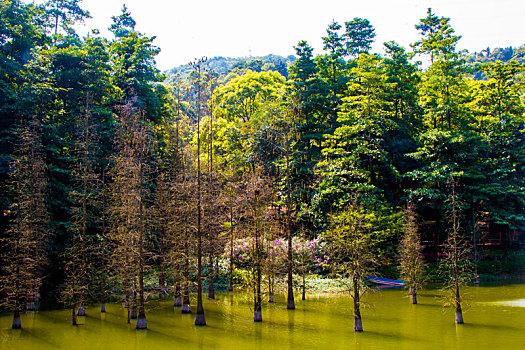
40, 0, 525, 70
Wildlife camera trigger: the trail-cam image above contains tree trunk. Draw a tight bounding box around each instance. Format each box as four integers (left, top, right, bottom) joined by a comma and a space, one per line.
302, 273, 306, 301
254, 221, 262, 322
100, 274, 106, 313
136, 170, 147, 330
72, 308, 78, 326
268, 275, 274, 303
285, 137, 295, 310
159, 258, 166, 300
182, 246, 191, 314
12, 307, 21, 329
353, 276, 363, 332
174, 282, 182, 307
194, 69, 206, 327
455, 284, 463, 324
228, 205, 234, 292
412, 291, 417, 305
208, 255, 215, 299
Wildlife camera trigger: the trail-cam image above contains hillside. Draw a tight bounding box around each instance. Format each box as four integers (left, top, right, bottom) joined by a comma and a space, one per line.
164, 54, 296, 82
466, 45, 525, 79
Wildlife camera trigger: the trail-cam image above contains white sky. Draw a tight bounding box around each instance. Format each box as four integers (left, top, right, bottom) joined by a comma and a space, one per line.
35, 0, 525, 70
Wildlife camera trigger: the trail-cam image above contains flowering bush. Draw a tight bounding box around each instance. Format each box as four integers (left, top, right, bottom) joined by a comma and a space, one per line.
222, 235, 329, 274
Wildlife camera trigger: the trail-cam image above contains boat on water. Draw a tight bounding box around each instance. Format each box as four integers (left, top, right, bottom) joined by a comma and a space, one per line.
366, 276, 406, 287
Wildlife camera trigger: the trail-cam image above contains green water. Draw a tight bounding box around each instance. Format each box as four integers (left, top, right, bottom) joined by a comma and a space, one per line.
1, 284, 524, 350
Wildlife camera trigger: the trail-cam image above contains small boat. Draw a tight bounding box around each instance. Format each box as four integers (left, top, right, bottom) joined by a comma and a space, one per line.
366, 276, 406, 287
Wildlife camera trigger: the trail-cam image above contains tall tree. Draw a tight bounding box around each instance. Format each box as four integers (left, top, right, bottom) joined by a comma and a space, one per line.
399, 203, 425, 304
110, 103, 155, 330
441, 178, 473, 324
344, 17, 376, 57
324, 201, 397, 332
43, 0, 90, 36
1, 116, 49, 329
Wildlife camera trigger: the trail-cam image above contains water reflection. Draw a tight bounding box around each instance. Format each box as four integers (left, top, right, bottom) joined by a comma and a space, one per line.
0, 285, 524, 350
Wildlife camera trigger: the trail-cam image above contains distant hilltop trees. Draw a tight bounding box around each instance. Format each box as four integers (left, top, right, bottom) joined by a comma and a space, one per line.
467, 45, 525, 79
165, 55, 296, 82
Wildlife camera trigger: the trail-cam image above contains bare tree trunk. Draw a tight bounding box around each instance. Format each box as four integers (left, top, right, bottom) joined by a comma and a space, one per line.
455, 283, 463, 324
254, 218, 262, 322
353, 276, 363, 332
100, 274, 106, 312
136, 165, 147, 330
181, 242, 191, 314
12, 305, 21, 329
228, 205, 234, 292
302, 273, 306, 301
208, 255, 215, 299
72, 308, 78, 326
174, 281, 182, 307
159, 256, 166, 300
268, 275, 274, 303
286, 136, 295, 310
194, 61, 206, 327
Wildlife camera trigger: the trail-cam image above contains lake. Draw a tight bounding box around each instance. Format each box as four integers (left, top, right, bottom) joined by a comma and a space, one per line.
1, 284, 524, 349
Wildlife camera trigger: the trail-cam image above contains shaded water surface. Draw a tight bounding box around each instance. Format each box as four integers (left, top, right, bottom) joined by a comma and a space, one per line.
1, 284, 524, 349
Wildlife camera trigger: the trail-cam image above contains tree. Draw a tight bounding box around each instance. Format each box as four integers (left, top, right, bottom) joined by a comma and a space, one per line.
110, 103, 155, 330
43, 0, 91, 37
344, 17, 376, 57
441, 178, 473, 324
60, 93, 101, 323
324, 202, 396, 332
190, 57, 208, 326
239, 169, 273, 322
399, 203, 425, 304
288, 40, 326, 234
109, 5, 136, 38
0, 116, 49, 329
316, 53, 397, 222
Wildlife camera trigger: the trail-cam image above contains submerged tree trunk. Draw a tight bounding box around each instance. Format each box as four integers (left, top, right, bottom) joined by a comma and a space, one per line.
12, 306, 21, 329
159, 257, 166, 300
412, 290, 418, 305
228, 205, 234, 292
254, 219, 262, 322
181, 243, 191, 314
285, 137, 295, 310
174, 281, 182, 307
353, 276, 363, 332
455, 283, 463, 324
268, 275, 274, 303
302, 273, 306, 301
194, 62, 206, 327
72, 308, 78, 326
130, 290, 137, 320
194, 228, 206, 326
100, 273, 106, 312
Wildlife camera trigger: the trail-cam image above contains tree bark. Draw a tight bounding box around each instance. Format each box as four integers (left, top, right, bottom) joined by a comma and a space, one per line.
12, 307, 21, 329
208, 255, 215, 299
72, 308, 78, 326
194, 63, 206, 326
353, 276, 363, 332
182, 242, 191, 314
455, 284, 463, 324
286, 136, 295, 310
174, 282, 182, 307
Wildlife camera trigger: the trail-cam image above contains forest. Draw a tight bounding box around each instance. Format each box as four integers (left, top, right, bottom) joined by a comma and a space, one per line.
1, 0, 524, 333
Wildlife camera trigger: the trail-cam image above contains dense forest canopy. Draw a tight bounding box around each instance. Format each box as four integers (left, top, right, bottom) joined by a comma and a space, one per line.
1, 0, 524, 330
